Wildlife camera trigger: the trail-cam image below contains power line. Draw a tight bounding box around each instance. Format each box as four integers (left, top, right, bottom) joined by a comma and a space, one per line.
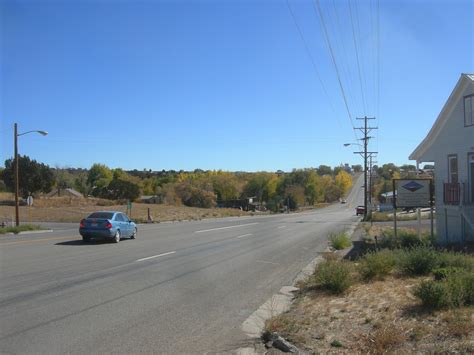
313, 0, 357, 139
330, 0, 360, 115
284, 0, 342, 128
348, 0, 367, 116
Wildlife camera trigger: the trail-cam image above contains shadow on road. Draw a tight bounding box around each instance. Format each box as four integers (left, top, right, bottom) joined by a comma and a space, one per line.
55, 240, 114, 246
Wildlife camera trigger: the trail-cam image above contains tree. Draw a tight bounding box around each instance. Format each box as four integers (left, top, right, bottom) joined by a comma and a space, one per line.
87, 164, 113, 196
284, 185, 305, 210
74, 172, 89, 196
352, 164, 362, 173
2, 155, 55, 197
211, 173, 242, 201
106, 178, 140, 201
175, 181, 216, 208
317, 165, 332, 176
53, 167, 75, 194
335, 170, 353, 195
243, 173, 278, 203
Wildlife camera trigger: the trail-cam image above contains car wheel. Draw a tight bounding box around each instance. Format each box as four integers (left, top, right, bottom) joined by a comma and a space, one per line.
131, 228, 137, 239
113, 230, 121, 243
82, 237, 90, 242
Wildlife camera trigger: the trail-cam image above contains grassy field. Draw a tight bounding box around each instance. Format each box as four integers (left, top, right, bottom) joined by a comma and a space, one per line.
0, 194, 251, 223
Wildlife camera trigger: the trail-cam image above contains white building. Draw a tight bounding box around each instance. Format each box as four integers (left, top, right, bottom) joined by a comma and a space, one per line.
410, 73, 474, 244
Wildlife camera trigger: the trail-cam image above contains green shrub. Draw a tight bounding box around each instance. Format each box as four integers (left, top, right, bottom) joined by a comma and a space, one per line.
359, 250, 397, 280
0, 224, 42, 234
328, 231, 352, 250
414, 280, 448, 309
376, 229, 430, 249
399, 230, 428, 248
437, 252, 474, 271
414, 271, 474, 309
433, 267, 464, 281
314, 260, 353, 294
399, 247, 440, 276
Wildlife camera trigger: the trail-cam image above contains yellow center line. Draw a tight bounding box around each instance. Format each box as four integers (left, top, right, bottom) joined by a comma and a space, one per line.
0, 236, 74, 246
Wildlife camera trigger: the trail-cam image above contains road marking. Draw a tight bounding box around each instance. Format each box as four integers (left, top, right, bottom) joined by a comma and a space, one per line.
236, 233, 253, 239
194, 222, 259, 234
256, 260, 280, 265
277, 225, 287, 229
0, 236, 72, 246
136, 251, 176, 262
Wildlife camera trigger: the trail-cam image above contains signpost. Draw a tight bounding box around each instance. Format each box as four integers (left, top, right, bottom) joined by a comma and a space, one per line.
127, 200, 132, 217
392, 179, 434, 239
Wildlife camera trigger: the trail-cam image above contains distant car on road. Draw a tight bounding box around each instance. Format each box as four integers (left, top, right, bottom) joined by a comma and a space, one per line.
341, 199, 347, 204
79, 211, 137, 243
356, 205, 365, 216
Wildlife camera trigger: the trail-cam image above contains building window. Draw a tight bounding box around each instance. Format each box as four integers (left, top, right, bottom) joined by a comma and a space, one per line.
465, 95, 473, 126
448, 155, 458, 183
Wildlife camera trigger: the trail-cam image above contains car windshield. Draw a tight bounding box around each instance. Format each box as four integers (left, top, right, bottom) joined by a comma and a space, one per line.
87, 212, 114, 219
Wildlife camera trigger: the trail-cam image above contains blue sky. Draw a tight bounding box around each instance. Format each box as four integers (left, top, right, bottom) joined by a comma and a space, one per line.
1, 0, 473, 171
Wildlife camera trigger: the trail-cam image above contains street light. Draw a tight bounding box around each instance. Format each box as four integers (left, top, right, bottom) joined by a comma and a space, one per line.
14, 123, 48, 226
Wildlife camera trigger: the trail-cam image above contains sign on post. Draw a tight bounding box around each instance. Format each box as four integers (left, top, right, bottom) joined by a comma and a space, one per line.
393, 179, 433, 208
392, 179, 434, 240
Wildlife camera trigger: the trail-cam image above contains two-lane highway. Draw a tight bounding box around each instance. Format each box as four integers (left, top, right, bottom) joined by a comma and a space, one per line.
0, 175, 363, 353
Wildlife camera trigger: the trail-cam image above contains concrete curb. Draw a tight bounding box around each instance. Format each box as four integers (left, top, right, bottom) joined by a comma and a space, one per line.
237, 220, 361, 353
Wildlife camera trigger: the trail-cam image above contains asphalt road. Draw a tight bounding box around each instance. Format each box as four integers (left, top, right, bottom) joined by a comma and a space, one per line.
0, 175, 363, 354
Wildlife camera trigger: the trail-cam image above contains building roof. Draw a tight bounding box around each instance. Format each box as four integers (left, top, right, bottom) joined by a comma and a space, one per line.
409, 73, 474, 162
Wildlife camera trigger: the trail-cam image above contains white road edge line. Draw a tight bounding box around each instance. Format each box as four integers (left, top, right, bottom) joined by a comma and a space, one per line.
194, 222, 259, 234
136, 251, 176, 262
277, 225, 287, 229
236, 233, 253, 239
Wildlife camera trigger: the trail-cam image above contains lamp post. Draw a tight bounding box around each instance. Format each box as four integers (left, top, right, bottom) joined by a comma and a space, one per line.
14, 123, 48, 226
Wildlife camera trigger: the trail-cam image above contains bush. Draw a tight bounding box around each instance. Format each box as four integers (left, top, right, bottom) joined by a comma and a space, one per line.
433, 267, 464, 281
314, 260, 353, 294
359, 250, 397, 280
376, 228, 430, 249
399, 247, 440, 276
437, 252, 474, 271
328, 231, 352, 250
0, 224, 42, 234
414, 271, 474, 309
414, 280, 449, 309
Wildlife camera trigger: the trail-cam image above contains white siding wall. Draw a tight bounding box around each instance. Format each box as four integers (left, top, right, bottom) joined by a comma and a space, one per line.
424, 81, 474, 243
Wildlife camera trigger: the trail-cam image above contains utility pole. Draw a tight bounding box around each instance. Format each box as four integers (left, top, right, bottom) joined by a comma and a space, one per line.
369, 157, 378, 204
353, 116, 378, 220
14, 123, 19, 226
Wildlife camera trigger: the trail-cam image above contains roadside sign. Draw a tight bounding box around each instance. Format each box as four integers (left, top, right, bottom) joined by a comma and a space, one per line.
27, 196, 33, 206
393, 179, 433, 208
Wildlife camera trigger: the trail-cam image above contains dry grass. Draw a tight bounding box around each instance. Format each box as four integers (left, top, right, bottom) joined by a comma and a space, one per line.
265, 276, 474, 353
0, 196, 251, 223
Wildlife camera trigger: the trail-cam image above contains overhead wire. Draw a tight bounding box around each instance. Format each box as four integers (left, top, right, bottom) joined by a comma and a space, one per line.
312, 0, 359, 142
376, 0, 381, 153
284, 0, 343, 129
352, 0, 370, 116
347, 0, 367, 116
330, 0, 360, 115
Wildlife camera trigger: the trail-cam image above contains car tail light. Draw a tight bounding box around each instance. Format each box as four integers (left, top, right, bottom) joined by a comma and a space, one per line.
105, 222, 112, 229
80, 219, 86, 228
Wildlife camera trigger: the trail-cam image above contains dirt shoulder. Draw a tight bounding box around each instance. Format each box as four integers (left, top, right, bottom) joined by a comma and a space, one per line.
263, 226, 474, 353
267, 277, 473, 353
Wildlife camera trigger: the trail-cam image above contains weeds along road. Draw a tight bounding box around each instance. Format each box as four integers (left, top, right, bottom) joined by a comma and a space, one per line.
0, 175, 363, 354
